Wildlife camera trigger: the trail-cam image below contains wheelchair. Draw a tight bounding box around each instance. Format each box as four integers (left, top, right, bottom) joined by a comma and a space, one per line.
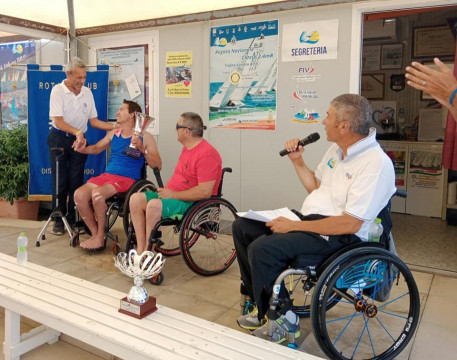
241, 192, 420, 360
124, 167, 238, 284
70, 164, 157, 253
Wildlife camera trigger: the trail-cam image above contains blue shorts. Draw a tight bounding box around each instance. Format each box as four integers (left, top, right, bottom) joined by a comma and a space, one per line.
144, 191, 193, 218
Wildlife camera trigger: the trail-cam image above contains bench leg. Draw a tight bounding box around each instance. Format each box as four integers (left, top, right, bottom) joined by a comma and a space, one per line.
4, 309, 20, 360
3, 309, 61, 360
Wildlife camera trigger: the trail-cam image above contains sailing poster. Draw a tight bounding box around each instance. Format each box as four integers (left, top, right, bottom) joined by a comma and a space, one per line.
166, 51, 192, 98
282, 20, 339, 62
209, 20, 278, 130
97, 46, 146, 120
0, 40, 36, 128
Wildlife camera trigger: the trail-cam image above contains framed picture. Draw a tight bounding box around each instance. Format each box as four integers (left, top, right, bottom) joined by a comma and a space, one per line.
361, 74, 384, 99
362, 45, 381, 71
421, 61, 454, 100
381, 44, 403, 69
413, 26, 456, 58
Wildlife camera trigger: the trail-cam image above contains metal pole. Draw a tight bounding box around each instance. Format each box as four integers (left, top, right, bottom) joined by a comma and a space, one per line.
67, 0, 77, 59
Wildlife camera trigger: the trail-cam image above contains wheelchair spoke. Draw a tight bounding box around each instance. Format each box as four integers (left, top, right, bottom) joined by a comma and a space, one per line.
375, 315, 397, 342
180, 199, 237, 276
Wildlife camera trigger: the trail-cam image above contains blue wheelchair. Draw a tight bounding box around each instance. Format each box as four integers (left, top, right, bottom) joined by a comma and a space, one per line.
242, 192, 420, 359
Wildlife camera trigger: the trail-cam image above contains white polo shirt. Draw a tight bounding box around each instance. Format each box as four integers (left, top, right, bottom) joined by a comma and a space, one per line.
49, 80, 97, 133
300, 128, 396, 241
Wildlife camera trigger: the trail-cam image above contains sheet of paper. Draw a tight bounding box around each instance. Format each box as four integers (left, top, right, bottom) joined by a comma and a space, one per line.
418, 108, 444, 142
237, 207, 301, 222
125, 73, 142, 100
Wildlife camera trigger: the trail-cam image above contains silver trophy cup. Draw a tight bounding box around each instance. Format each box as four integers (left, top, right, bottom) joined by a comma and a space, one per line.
114, 249, 165, 318
122, 112, 155, 159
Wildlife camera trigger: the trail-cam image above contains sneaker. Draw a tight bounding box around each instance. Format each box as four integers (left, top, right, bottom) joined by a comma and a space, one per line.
237, 307, 266, 330
51, 221, 65, 235
252, 312, 300, 344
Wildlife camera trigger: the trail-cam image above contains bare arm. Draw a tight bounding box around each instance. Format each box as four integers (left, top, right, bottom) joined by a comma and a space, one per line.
405, 58, 457, 121
285, 138, 320, 193
54, 116, 86, 145
74, 131, 113, 154
266, 213, 363, 235
157, 180, 215, 202
88, 117, 116, 131
131, 133, 162, 170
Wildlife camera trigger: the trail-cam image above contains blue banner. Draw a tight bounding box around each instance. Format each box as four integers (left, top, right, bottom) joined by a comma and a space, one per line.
27, 66, 109, 200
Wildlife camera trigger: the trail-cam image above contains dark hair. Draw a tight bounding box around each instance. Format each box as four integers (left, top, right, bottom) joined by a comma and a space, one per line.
331, 94, 371, 135
123, 99, 142, 114
181, 112, 206, 137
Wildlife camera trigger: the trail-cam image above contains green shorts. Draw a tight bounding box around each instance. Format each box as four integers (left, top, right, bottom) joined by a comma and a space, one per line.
144, 191, 193, 219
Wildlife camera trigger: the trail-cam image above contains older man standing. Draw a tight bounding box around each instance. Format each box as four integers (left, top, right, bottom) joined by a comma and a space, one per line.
48, 57, 116, 235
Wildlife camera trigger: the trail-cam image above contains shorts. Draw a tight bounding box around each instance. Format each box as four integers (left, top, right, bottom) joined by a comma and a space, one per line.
87, 173, 135, 193
144, 191, 193, 218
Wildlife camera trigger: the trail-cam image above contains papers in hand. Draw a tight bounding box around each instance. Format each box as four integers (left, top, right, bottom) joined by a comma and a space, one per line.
237, 207, 301, 222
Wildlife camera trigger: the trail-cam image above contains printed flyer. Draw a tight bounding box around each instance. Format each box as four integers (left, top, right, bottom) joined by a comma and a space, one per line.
165, 51, 192, 98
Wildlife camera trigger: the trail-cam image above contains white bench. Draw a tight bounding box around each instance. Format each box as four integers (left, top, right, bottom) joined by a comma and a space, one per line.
0, 253, 321, 360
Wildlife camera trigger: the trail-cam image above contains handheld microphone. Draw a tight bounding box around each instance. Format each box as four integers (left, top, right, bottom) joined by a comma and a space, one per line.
279, 132, 320, 157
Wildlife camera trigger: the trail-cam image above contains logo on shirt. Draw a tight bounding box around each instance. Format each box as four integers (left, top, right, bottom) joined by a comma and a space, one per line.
345, 172, 353, 180
327, 158, 337, 168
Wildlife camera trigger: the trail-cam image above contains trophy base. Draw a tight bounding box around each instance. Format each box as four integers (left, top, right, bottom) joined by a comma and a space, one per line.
118, 296, 157, 319
122, 146, 142, 159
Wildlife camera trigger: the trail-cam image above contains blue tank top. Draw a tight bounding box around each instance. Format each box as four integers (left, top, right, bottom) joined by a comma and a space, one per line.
106, 134, 144, 180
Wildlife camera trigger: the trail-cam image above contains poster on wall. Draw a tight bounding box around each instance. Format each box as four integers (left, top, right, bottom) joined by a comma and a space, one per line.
408, 146, 442, 190
282, 19, 338, 62
97, 46, 146, 120
380, 142, 408, 188
209, 20, 278, 130
165, 51, 192, 98
0, 41, 36, 128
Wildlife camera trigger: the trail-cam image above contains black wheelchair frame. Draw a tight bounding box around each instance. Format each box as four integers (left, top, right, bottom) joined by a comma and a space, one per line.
124, 167, 238, 284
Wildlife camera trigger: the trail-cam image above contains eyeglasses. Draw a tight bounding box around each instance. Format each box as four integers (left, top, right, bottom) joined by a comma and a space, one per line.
176, 123, 193, 131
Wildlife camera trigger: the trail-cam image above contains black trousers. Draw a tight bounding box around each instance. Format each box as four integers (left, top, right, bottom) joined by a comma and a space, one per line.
47, 131, 87, 222
232, 216, 361, 320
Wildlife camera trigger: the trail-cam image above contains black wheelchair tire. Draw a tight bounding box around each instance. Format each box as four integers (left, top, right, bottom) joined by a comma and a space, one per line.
179, 198, 237, 276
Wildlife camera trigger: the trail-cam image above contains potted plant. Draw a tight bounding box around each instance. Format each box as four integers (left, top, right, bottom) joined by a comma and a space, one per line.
0, 124, 39, 220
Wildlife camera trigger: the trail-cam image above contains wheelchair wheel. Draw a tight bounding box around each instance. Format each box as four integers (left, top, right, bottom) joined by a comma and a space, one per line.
106, 201, 119, 231
149, 272, 164, 286
281, 270, 340, 318
179, 198, 237, 276
283, 273, 313, 317
122, 179, 157, 236
154, 221, 182, 256
311, 247, 420, 360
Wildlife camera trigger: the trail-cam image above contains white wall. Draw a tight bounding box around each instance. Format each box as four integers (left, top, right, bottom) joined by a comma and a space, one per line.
151, 3, 353, 212
84, 0, 456, 213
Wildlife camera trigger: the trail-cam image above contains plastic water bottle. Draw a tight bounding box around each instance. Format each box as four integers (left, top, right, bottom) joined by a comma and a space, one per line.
17, 232, 28, 265
368, 218, 383, 242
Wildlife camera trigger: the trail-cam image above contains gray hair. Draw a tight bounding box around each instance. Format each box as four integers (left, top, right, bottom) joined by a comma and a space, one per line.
65, 57, 86, 73
331, 94, 371, 135
181, 112, 207, 137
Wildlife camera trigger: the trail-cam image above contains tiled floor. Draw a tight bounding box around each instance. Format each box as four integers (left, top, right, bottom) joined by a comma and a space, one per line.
0, 216, 456, 360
